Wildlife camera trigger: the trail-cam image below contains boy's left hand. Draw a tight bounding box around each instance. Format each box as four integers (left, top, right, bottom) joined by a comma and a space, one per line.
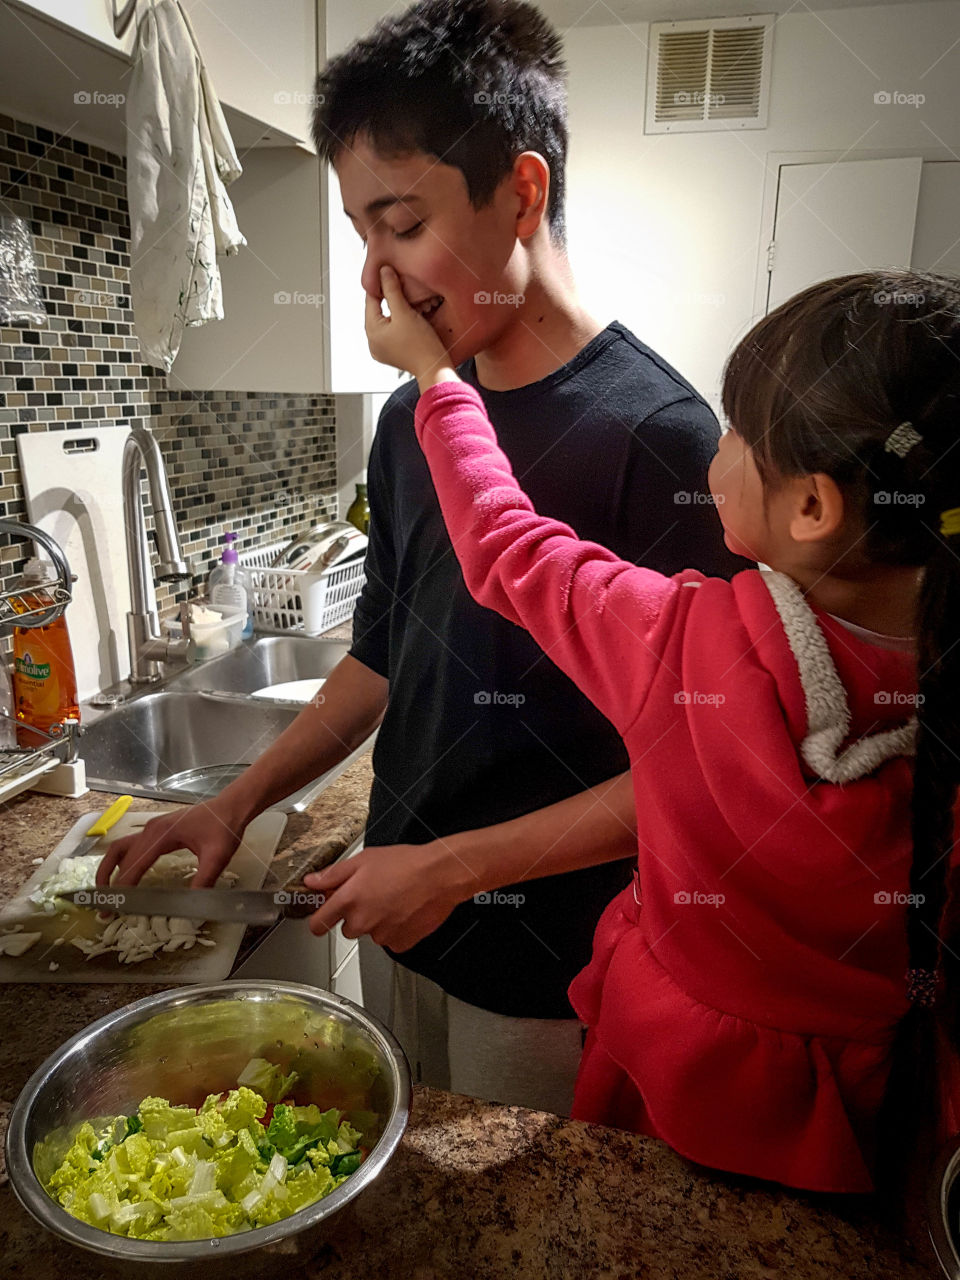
365, 265, 451, 382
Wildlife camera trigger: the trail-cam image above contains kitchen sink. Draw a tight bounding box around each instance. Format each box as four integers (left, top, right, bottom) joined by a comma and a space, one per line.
165, 635, 349, 694
78, 635, 368, 809
80, 687, 369, 810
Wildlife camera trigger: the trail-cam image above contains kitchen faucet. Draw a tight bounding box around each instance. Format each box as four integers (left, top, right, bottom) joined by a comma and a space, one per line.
123, 426, 191, 682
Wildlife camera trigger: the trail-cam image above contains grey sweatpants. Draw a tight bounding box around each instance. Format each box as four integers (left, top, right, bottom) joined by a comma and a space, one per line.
358, 936, 584, 1117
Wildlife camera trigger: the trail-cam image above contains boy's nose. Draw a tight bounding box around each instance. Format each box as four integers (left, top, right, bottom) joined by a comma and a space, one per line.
361, 251, 389, 301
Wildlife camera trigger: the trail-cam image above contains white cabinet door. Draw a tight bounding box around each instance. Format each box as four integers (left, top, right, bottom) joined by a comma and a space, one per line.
172, 148, 400, 394
911, 162, 960, 276
179, 0, 317, 148
159, 0, 401, 394
766, 157, 922, 313
172, 148, 328, 393
9, 0, 136, 54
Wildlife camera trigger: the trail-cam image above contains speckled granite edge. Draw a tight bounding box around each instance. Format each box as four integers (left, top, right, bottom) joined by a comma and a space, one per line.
0, 1086, 943, 1280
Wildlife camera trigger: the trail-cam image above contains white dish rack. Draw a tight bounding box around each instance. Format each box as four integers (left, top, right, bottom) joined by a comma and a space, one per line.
241, 540, 365, 635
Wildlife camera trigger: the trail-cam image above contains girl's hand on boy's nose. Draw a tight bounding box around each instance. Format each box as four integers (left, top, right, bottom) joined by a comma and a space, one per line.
303, 840, 468, 953
365, 265, 455, 387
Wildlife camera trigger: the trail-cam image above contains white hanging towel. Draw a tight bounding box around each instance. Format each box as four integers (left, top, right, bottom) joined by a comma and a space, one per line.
126, 0, 246, 373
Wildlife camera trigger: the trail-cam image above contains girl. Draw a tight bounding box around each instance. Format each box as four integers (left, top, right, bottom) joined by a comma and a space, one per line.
312, 263, 960, 1199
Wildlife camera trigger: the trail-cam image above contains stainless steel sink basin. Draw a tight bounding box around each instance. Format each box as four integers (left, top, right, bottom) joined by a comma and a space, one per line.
166, 635, 349, 694
80, 688, 368, 810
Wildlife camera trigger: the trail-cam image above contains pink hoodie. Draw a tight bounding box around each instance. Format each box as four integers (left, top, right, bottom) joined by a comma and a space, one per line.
415, 378, 936, 1193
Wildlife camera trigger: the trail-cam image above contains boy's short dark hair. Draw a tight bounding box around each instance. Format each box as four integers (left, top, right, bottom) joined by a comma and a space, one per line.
312, 0, 569, 244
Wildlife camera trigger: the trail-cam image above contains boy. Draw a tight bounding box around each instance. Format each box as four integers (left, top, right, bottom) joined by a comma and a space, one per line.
101, 0, 750, 1114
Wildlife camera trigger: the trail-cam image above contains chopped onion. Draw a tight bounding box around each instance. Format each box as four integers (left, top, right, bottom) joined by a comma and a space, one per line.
240, 1188, 262, 1214
189, 1161, 216, 1195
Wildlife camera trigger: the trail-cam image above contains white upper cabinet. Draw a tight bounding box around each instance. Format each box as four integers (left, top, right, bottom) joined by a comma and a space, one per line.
0, 0, 400, 393
9, 0, 137, 53
179, 0, 317, 149
0, 0, 315, 152
173, 0, 400, 394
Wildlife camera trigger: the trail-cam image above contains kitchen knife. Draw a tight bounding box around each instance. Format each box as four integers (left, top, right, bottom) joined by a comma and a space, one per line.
64, 881, 323, 924
63, 795, 133, 860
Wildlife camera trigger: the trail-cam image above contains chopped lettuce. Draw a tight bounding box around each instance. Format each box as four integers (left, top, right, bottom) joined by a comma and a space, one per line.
41, 1058, 368, 1241
236, 1056, 299, 1104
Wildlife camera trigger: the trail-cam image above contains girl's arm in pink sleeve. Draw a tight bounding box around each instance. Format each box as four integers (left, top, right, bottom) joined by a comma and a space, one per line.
414, 378, 685, 735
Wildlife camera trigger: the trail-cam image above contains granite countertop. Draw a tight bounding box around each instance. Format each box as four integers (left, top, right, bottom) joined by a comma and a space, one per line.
0, 1077, 944, 1279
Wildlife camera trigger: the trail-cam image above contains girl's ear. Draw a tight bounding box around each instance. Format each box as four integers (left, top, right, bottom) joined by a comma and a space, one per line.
787, 472, 846, 544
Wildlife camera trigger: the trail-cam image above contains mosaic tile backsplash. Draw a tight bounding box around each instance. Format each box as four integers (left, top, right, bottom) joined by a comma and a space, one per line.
0, 112, 339, 663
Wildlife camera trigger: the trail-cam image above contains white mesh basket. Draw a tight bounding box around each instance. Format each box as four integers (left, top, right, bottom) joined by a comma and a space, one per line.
240, 541, 365, 634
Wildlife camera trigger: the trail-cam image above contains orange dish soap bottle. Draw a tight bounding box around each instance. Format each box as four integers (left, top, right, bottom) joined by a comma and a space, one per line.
12, 557, 79, 749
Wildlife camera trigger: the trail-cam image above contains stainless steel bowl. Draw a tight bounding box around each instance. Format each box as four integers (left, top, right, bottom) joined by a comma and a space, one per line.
931, 1138, 960, 1277
5, 982, 410, 1269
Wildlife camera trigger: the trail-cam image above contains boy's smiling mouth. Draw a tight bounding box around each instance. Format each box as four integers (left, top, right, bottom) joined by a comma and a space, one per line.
413, 295, 444, 319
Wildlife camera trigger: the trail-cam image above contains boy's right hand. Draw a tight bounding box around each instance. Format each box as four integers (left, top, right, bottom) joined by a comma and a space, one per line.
94, 801, 245, 889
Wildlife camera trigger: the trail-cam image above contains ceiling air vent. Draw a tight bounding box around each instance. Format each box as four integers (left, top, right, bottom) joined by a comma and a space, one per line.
646, 14, 774, 134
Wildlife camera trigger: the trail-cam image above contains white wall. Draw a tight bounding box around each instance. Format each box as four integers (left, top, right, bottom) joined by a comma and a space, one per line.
335, 392, 388, 517
563, 0, 960, 411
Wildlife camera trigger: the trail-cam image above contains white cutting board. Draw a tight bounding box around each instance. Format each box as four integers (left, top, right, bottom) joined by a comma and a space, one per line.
0, 808, 286, 984
17, 425, 143, 699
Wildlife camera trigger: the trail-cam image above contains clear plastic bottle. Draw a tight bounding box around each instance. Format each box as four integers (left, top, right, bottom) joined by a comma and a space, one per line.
12, 557, 80, 749
207, 532, 253, 637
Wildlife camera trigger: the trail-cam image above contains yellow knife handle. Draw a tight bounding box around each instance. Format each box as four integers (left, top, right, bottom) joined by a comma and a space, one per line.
84, 795, 133, 839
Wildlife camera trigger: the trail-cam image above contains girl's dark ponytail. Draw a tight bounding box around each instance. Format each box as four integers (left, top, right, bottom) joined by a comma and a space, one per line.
875, 533, 960, 1211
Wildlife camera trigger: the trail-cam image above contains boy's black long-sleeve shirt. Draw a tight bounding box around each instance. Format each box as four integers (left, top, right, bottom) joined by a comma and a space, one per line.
350, 321, 752, 1018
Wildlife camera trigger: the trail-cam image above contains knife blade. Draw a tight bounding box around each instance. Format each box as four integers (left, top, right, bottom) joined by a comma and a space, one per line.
63, 795, 133, 861
64, 881, 324, 924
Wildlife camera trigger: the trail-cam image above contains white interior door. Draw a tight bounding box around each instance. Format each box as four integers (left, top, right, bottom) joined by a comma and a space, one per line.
911, 162, 960, 275
766, 157, 923, 313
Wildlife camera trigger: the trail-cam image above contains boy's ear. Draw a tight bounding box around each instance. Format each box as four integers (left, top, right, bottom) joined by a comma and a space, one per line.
788, 473, 845, 544
513, 151, 550, 239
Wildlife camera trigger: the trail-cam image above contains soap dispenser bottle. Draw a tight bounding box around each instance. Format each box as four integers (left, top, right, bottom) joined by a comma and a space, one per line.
207, 532, 253, 637
12, 557, 80, 748
346, 481, 370, 535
